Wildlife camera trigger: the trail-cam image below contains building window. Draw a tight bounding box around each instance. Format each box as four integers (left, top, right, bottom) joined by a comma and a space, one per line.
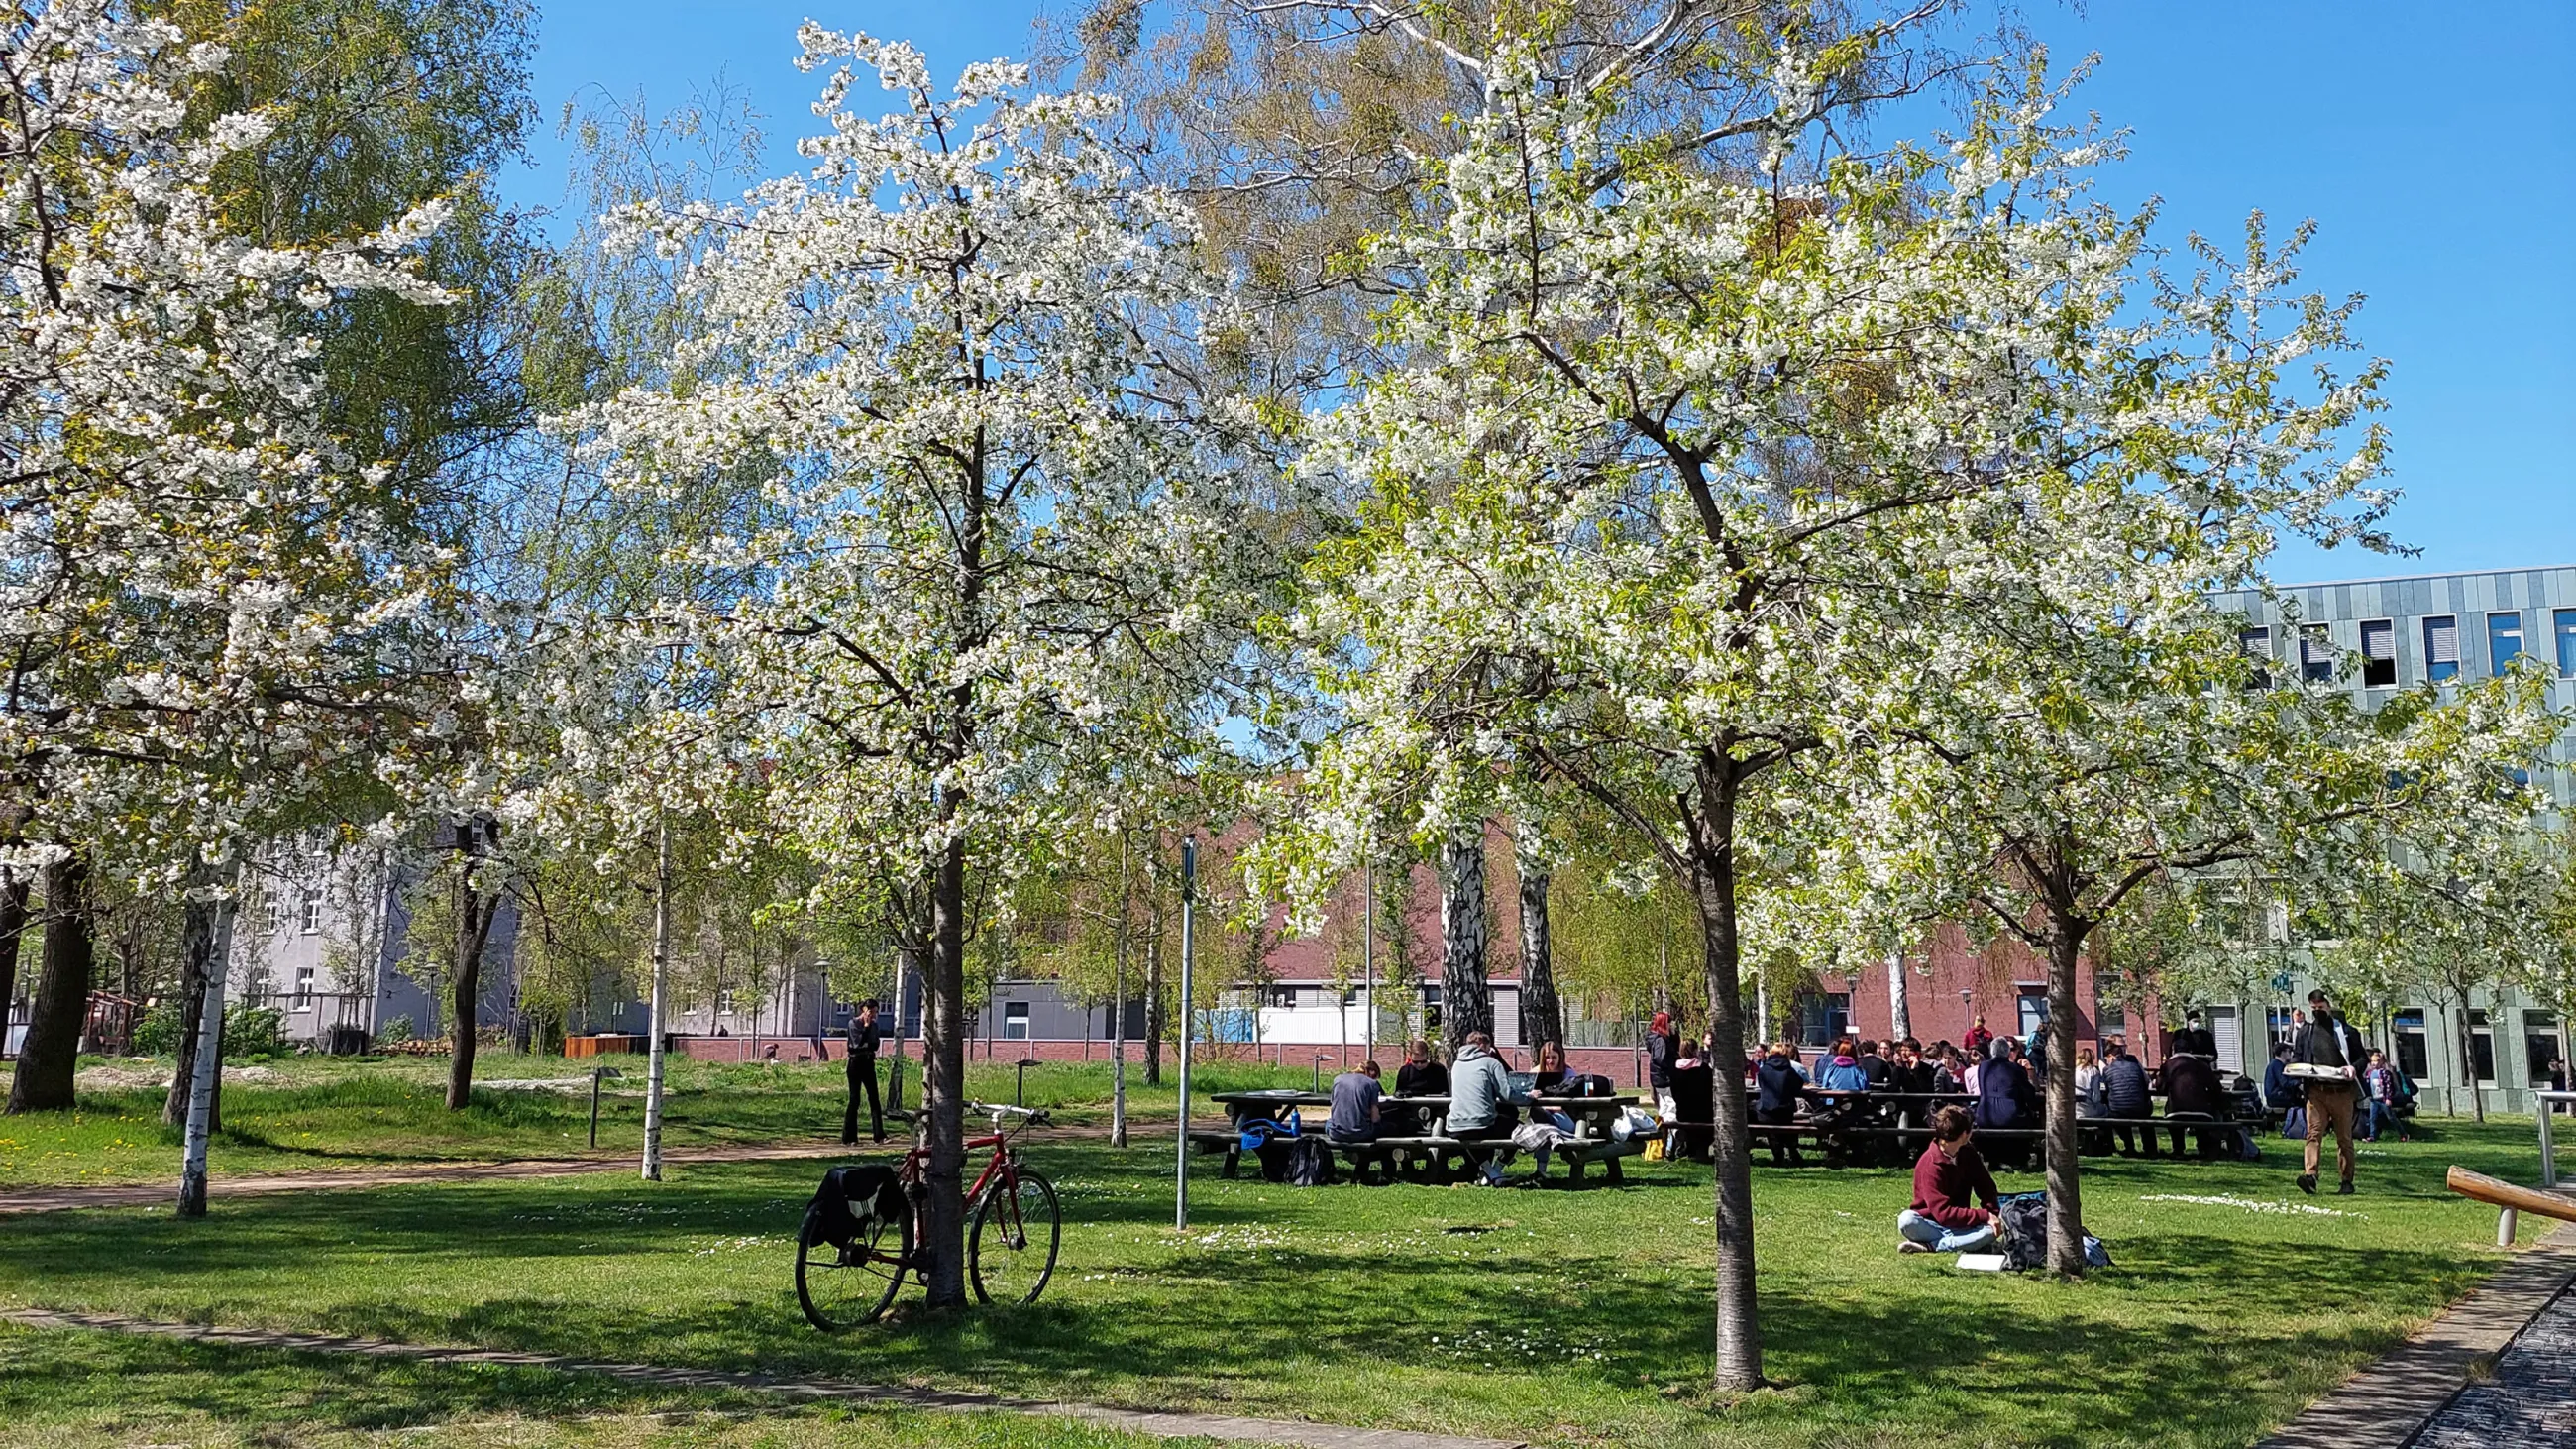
2488, 612, 2526, 674
257, 897, 280, 940
2392, 1010, 2429, 1081
2422, 615, 2459, 682
2358, 619, 2396, 686
293, 965, 315, 1007
2240, 627, 2272, 688
298, 889, 323, 935
2557, 609, 2576, 678
2300, 624, 2334, 683
1003, 1001, 1030, 1040
1795, 993, 1849, 1048
2467, 1009, 2496, 1086
2096, 1001, 2125, 1037
2016, 988, 2047, 1038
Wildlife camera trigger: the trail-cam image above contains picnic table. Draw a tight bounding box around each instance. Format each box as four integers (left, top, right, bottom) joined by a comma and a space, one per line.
1200, 1088, 1647, 1186
1695, 1084, 2263, 1169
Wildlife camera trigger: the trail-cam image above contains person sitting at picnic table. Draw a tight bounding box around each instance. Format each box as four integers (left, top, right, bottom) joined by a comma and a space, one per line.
1858, 1039, 1893, 1091
2074, 1046, 2101, 1103
2095, 1037, 2157, 1158
1961, 1046, 1984, 1099
1897, 1106, 2002, 1255
2263, 1041, 2305, 1118
1533, 1040, 1569, 1092
1928, 1043, 1964, 1094
1753, 1040, 1808, 1166
1890, 1040, 1935, 1096
1446, 1032, 1527, 1185
1329, 1059, 1385, 1145
2160, 1048, 2228, 1159
1814, 1037, 1870, 1093
1972, 1038, 2036, 1168
1395, 1039, 1449, 1097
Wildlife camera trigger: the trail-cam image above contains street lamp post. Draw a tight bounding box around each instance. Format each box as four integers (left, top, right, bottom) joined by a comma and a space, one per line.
1173, 836, 1198, 1233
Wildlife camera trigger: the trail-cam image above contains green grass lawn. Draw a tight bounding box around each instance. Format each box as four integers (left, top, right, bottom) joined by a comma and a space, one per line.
0, 1108, 2558, 1449
0, 1052, 1322, 1187
0, 1324, 1197, 1448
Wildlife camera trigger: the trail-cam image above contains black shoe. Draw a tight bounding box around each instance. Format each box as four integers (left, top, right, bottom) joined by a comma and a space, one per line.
2297, 1172, 2317, 1195
2336, 1179, 2354, 1195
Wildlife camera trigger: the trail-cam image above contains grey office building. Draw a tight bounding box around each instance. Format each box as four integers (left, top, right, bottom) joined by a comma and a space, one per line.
2220, 564, 2575, 1111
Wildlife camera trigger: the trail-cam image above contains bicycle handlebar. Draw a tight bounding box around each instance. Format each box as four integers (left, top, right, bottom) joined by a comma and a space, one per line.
967, 1102, 1050, 1125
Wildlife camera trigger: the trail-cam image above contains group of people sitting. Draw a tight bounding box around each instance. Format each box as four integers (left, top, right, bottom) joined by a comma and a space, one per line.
1324, 1032, 1600, 1185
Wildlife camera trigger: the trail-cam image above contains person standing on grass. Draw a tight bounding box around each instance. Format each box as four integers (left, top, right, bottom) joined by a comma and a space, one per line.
1964, 1015, 1993, 1059
2361, 1050, 2404, 1143
1646, 1010, 1679, 1118
2291, 988, 2368, 1195
1897, 1106, 2002, 1255
842, 1000, 885, 1145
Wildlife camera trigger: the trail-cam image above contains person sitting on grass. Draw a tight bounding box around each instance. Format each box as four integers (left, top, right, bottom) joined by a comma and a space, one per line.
1898, 1106, 2001, 1255
1446, 1031, 1527, 1185
1329, 1059, 1384, 1145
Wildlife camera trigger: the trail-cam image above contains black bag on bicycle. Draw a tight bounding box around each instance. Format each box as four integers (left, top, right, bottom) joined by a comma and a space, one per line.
804, 1164, 904, 1250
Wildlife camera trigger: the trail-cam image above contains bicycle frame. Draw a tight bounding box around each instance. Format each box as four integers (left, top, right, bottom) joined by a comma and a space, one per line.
884, 1116, 1032, 1266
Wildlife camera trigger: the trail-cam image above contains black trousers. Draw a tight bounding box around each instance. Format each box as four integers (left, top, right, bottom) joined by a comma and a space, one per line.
843, 1055, 883, 1143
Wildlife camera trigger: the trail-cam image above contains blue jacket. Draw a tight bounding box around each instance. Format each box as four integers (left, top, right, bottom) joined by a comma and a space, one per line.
1814, 1056, 1870, 1092
1973, 1057, 2035, 1129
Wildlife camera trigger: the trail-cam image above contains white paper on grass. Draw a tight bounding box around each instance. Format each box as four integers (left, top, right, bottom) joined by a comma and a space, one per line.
1954, 1253, 2010, 1272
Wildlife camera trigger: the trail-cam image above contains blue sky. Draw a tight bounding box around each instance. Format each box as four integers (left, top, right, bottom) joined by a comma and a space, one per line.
508, 2, 2573, 584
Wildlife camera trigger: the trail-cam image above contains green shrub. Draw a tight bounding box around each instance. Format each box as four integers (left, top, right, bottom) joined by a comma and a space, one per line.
133, 1001, 184, 1056
378, 1014, 415, 1045
222, 1002, 287, 1059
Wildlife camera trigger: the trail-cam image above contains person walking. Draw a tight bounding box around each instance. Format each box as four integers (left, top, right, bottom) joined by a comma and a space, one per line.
2290, 989, 2368, 1195
842, 1000, 885, 1145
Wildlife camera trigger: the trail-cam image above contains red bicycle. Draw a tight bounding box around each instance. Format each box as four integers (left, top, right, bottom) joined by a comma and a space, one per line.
796, 1102, 1061, 1329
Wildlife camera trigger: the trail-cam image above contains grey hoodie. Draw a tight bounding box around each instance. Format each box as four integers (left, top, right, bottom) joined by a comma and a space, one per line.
1447, 1044, 1520, 1132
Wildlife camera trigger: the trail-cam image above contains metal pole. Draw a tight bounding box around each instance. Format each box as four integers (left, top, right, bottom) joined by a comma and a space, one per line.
1174, 836, 1197, 1233
2540, 1092, 2565, 1189
641, 811, 671, 1182
1362, 862, 1375, 1061
590, 1067, 604, 1149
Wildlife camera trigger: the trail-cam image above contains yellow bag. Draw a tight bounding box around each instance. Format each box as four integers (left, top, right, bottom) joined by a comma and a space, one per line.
1644, 1136, 1665, 1162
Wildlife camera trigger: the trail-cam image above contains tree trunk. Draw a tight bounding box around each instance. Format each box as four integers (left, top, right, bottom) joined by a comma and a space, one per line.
2041, 921, 2089, 1278
8, 856, 91, 1114
1689, 769, 1762, 1393
444, 821, 501, 1112
640, 813, 672, 1180
1143, 916, 1165, 1087
1515, 825, 1561, 1053
175, 899, 239, 1217
1439, 823, 1490, 1049
2457, 987, 2484, 1124
1885, 954, 1912, 1045
163, 899, 220, 1128
0, 870, 28, 1059
920, 836, 971, 1308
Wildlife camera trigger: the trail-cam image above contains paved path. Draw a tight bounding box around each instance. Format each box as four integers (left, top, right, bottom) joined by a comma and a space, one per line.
0, 1308, 1523, 1449
0, 1140, 858, 1216
2256, 1219, 2576, 1449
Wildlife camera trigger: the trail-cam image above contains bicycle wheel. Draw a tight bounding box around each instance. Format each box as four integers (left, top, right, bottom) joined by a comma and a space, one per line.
796, 1202, 911, 1330
968, 1167, 1061, 1306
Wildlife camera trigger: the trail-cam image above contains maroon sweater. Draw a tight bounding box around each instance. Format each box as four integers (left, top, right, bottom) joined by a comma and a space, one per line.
1910, 1139, 2000, 1229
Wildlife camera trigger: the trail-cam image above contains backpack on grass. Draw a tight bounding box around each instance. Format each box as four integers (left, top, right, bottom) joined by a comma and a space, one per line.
1284, 1135, 1338, 1187
1994, 1190, 2112, 1272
